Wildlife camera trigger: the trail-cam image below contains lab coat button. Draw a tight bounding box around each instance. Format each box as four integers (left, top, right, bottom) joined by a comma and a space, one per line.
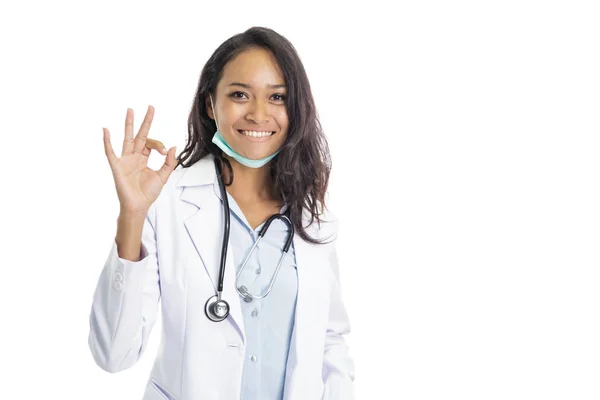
251, 309, 258, 317
255, 268, 261, 275
250, 355, 257, 362
115, 272, 123, 282
114, 281, 123, 291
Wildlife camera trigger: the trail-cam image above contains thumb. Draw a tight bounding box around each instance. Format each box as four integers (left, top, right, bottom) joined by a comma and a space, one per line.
157, 146, 177, 183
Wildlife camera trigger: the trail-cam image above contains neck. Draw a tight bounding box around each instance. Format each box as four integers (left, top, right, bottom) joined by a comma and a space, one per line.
222, 154, 279, 204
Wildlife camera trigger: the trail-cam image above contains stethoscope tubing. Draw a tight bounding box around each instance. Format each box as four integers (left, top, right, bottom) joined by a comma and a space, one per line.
235, 213, 294, 301
206, 157, 295, 321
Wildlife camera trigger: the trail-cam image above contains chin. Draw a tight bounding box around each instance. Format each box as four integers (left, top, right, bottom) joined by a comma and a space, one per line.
243, 152, 275, 161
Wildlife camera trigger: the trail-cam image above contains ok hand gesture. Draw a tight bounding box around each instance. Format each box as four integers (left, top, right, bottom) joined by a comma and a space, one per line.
103, 105, 177, 216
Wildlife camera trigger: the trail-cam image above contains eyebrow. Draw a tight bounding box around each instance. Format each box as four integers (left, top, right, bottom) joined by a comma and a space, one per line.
227, 82, 287, 90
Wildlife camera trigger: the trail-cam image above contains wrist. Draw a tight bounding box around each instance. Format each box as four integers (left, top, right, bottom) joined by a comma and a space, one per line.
118, 208, 147, 221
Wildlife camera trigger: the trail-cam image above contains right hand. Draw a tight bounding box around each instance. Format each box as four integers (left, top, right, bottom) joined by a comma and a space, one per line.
103, 105, 177, 216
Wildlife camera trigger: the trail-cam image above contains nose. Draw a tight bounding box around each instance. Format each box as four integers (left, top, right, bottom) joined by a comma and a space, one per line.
246, 99, 270, 124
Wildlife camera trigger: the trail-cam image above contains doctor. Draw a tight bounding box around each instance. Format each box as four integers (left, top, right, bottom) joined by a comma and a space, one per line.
89, 26, 355, 400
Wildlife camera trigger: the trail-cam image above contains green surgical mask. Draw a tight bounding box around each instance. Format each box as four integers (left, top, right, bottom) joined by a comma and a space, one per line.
209, 95, 281, 168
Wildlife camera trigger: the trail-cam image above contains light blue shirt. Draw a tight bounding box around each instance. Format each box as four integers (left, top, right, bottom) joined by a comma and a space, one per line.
213, 178, 298, 400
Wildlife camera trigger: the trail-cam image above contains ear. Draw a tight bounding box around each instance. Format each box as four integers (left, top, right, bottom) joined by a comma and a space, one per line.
205, 96, 215, 120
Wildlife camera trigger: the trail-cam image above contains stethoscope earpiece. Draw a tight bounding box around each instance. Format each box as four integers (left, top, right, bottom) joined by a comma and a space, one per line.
238, 285, 254, 303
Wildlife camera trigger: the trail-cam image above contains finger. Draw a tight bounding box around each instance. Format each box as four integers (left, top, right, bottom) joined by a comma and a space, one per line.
103, 128, 118, 167
145, 138, 168, 155
122, 108, 135, 156
133, 105, 155, 154
157, 146, 177, 184
140, 139, 167, 158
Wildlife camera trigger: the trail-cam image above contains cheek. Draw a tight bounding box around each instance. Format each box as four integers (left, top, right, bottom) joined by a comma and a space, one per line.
221, 103, 244, 122
276, 111, 289, 130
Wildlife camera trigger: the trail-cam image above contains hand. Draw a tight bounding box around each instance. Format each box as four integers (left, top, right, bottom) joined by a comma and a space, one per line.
103, 105, 177, 216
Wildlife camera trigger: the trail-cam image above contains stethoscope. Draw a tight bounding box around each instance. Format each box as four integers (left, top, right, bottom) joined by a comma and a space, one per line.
204, 157, 295, 322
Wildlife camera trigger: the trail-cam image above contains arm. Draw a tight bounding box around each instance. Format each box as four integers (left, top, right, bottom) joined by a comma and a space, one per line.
88, 203, 161, 373
322, 233, 356, 399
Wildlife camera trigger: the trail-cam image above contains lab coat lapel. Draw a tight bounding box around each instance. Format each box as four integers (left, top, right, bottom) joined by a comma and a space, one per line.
178, 165, 246, 343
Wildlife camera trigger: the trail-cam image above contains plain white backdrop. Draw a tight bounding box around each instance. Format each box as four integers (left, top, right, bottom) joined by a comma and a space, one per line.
0, 0, 599, 399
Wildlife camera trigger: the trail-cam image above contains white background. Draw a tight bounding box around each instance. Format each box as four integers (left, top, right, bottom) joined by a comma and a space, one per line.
0, 1, 599, 399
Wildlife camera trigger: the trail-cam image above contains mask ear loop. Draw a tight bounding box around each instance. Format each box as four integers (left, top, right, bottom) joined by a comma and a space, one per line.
209, 94, 220, 131
209, 94, 234, 186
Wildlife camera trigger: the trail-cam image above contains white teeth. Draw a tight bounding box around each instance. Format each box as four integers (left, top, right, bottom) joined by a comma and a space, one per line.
240, 130, 274, 138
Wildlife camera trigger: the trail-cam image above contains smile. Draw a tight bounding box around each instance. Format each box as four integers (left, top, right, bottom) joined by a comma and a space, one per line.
238, 130, 275, 138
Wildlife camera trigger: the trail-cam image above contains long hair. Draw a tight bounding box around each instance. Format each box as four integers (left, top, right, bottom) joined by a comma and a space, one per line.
176, 26, 332, 244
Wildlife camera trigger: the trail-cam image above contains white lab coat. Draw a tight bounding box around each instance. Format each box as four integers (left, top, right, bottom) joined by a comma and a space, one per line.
88, 154, 356, 400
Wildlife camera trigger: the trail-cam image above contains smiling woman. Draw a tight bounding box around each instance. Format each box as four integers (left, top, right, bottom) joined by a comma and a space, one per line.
90, 26, 355, 400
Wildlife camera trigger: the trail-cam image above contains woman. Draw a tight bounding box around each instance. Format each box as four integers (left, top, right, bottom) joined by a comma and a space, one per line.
89, 26, 355, 400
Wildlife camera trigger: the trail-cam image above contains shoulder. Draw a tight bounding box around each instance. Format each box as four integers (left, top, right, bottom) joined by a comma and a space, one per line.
146, 157, 215, 222
151, 167, 187, 209
169, 155, 215, 188
157, 156, 215, 198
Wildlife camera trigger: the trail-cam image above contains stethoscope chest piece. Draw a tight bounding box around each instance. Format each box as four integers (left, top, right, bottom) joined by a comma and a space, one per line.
205, 295, 230, 322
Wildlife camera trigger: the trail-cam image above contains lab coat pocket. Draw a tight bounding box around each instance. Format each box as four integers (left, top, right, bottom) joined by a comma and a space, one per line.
147, 379, 177, 400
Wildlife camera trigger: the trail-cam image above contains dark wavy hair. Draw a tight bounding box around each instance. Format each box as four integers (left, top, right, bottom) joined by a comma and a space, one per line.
175, 26, 332, 244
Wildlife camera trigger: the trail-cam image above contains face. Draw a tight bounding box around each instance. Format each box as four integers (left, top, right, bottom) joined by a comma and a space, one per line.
206, 47, 289, 161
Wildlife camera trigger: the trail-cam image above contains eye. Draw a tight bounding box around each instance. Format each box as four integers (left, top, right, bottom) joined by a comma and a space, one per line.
271, 93, 286, 102
229, 91, 248, 99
